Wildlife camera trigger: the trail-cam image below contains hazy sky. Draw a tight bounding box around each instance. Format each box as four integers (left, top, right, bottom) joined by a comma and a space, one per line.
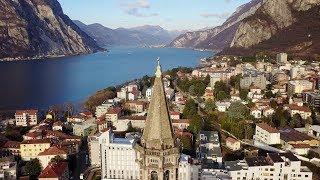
58, 0, 250, 31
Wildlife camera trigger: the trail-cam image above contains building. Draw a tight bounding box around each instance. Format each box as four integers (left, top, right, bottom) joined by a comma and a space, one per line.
72, 119, 97, 136
285, 104, 312, 119
254, 123, 280, 145
88, 132, 109, 167
114, 116, 146, 132
0, 156, 17, 180
101, 130, 139, 180
198, 131, 223, 167
226, 137, 241, 151
225, 153, 312, 180
105, 107, 122, 122
146, 88, 153, 101
124, 101, 147, 113
279, 127, 319, 149
134, 61, 180, 180
2, 141, 20, 156
15, 110, 38, 127
38, 146, 68, 169
38, 161, 69, 180
288, 80, 313, 94
178, 154, 200, 180
95, 102, 114, 118
20, 139, 51, 161
240, 74, 267, 90
291, 65, 306, 79
215, 101, 231, 112
277, 53, 288, 63
303, 92, 320, 107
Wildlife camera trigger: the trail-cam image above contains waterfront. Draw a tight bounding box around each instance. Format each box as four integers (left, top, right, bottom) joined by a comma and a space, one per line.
0, 46, 213, 110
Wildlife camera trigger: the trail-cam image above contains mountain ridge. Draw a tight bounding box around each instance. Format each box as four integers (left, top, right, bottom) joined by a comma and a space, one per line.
0, 0, 102, 60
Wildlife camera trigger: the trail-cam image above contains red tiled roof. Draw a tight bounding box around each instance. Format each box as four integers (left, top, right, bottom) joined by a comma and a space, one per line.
24, 131, 42, 138
226, 137, 239, 144
170, 111, 180, 115
287, 104, 311, 113
21, 139, 51, 144
291, 143, 311, 149
53, 121, 63, 126
3, 141, 20, 149
106, 107, 122, 114
38, 146, 67, 156
172, 119, 190, 123
257, 123, 279, 133
38, 161, 68, 178
118, 116, 147, 121
15, 109, 38, 115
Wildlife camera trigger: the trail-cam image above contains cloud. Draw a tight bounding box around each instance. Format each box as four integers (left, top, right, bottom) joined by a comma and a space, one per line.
200, 12, 230, 19
121, 0, 157, 17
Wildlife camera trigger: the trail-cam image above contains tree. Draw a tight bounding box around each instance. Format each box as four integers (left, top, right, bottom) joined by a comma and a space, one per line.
25, 158, 42, 178
126, 121, 138, 132
183, 99, 197, 119
239, 89, 249, 100
265, 90, 276, 99
216, 91, 229, 101
50, 155, 64, 164
188, 114, 202, 134
205, 99, 216, 113
229, 75, 242, 90
227, 101, 250, 120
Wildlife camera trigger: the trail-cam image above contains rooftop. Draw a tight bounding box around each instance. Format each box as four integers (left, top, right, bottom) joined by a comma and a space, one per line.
38, 161, 68, 178
257, 123, 279, 133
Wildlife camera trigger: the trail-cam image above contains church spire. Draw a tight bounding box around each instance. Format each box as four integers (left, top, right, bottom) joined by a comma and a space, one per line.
141, 58, 175, 150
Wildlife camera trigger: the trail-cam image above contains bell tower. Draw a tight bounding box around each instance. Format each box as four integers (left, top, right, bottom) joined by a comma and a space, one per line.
134, 59, 180, 180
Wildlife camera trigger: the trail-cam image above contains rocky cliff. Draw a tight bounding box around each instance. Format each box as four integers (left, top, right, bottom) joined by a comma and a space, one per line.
0, 0, 102, 60
169, 0, 263, 51
170, 0, 320, 58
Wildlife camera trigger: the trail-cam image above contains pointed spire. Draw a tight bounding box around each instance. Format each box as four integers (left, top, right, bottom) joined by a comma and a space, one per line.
141, 58, 175, 150
155, 57, 162, 78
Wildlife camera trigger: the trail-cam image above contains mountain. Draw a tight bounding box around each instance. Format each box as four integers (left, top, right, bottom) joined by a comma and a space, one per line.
170, 0, 320, 58
0, 0, 102, 60
74, 21, 184, 47
169, 0, 263, 51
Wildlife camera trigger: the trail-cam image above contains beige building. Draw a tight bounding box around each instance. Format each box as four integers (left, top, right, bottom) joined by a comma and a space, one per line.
20, 139, 51, 161
15, 110, 38, 127
226, 137, 241, 151
254, 123, 280, 145
288, 80, 313, 94
38, 146, 67, 169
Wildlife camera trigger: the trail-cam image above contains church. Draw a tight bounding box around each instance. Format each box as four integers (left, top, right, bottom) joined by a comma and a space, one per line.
134, 60, 180, 180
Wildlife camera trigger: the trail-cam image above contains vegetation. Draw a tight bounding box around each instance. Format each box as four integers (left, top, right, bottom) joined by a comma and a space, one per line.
4, 125, 31, 142
84, 86, 116, 113
25, 158, 42, 179
213, 81, 230, 101
177, 76, 209, 97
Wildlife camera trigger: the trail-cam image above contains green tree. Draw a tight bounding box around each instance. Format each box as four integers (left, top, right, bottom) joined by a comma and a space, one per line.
205, 99, 216, 113
227, 101, 250, 120
50, 155, 64, 164
183, 99, 198, 119
239, 89, 249, 100
216, 91, 229, 101
25, 158, 42, 178
188, 114, 202, 134
229, 75, 242, 90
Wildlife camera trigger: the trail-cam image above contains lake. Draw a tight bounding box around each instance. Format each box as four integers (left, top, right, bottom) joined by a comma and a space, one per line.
0, 46, 213, 110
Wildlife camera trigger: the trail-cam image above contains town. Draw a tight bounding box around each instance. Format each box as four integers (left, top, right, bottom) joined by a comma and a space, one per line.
1, 53, 320, 180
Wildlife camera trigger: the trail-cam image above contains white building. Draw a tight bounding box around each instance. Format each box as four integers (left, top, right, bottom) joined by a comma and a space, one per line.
291, 65, 306, 79
95, 102, 114, 118
178, 154, 200, 180
215, 101, 231, 112
225, 153, 312, 180
199, 131, 223, 167
88, 132, 111, 167
146, 88, 153, 101
277, 53, 288, 63
254, 123, 280, 145
101, 130, 139, 180
288, 80, 313, 94
15, 110, 38, 127
226, 137, 241, 151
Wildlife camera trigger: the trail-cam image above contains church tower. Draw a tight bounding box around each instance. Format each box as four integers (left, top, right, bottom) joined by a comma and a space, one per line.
135, 59, 180, 180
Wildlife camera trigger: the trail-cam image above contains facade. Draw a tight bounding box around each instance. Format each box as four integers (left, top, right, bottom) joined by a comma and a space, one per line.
254, 123, 280, 145
198, 131, 223, 167
225, 153, 312, 180
15, 110, 38, 127
20, 139, 51, 161
277, 53, 288, 63
0, 157, 17, 180
38, 146, 68, 169
279, 127, 319, 148
105, 107, 122, 122
72, 119, 97, 136
226, 137, 241, 151
101, 130, 139, 180
125, 101, 147, 113
134, 61, 180, 180
288, 80, 313, 94
240, 74, 267, 90
2, 141, 20, 156
303, 92, 320, 107
95, 102, 114, 118
178, 154, 200, 180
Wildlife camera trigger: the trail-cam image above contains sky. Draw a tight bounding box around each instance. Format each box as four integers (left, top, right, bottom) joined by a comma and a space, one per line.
58, 0, 251, 31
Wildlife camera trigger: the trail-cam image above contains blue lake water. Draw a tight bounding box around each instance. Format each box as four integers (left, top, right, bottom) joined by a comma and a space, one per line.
0, 46, 213, 110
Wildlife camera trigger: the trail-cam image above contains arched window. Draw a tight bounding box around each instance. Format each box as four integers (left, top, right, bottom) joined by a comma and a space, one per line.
163, 170, 170, 180
151, 171, 158, 180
